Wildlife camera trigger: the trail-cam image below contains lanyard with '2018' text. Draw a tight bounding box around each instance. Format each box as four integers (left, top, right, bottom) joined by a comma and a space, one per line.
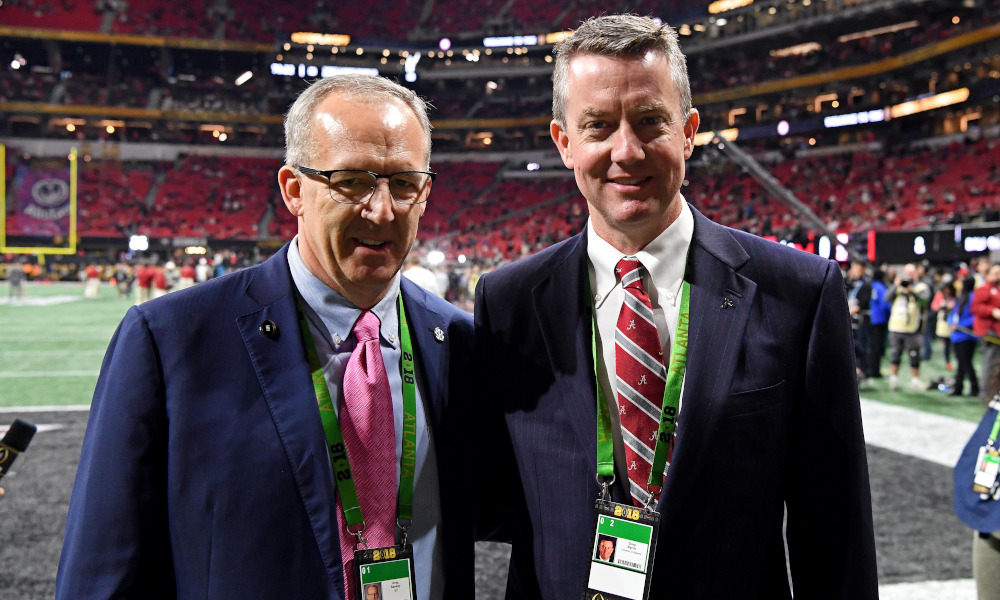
584, 276, 690, 600
296, 293, 417, 546
593, 278, 691, 498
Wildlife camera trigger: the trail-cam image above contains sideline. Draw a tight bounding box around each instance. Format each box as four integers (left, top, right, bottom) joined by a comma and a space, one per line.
860, 398, 977, 467
878, 578, 974, 599
0, 405, 91, 413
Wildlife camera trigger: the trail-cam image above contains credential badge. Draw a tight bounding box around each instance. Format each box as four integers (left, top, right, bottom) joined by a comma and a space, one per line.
433, 327, 445, 342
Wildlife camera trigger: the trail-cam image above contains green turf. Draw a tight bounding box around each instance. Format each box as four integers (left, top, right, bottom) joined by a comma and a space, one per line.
0, 282, 132, 407
858, 343, 989, 423
0, 281, 993, 422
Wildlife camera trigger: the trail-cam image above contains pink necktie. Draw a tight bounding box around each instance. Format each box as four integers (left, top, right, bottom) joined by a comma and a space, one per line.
615, 258, 666, 507
336, 310, 396, 599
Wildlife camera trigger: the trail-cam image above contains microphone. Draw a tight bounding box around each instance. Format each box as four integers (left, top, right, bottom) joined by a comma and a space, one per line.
0, 418, 38, 487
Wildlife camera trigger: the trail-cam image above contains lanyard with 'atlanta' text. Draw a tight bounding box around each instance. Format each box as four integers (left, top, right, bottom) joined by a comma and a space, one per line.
297, 293, 418, 543
593, 278, 691, 496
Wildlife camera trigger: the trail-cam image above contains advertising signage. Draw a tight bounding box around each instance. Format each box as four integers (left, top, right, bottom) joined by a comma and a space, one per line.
874, 225, 1000, 264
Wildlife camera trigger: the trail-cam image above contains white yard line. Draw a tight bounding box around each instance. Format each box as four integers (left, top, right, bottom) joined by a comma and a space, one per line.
878, 578, 975, 599
860, 398, 978, 467
0, 371, 99, 378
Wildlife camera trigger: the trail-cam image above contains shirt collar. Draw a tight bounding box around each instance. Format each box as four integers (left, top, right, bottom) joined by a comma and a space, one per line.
587, 199, 694, 308
287, 236, 401, 350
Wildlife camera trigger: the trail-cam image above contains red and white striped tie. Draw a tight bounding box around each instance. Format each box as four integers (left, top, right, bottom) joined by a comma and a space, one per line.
615, 257, 665, 507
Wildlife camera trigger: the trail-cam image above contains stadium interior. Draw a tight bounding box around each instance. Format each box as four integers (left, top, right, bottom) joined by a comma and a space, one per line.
2, 1, 1000, 598
1, 0, 998, 275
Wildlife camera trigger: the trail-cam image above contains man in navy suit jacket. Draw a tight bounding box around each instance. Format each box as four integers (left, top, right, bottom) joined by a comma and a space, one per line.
57, 75, 474, 599
474, 15, 877, 599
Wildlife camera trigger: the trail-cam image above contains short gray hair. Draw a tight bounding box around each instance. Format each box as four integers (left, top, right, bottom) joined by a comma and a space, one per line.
283, 74, 432, 167
551, 14, 692, 128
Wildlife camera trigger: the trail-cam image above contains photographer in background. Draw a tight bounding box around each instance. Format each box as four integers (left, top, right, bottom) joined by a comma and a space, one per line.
886, 263, 931, 391
846, 261, 873, 387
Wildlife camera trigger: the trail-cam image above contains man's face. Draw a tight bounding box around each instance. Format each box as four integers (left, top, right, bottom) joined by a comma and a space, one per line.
599, 539, 614, 561
366, 585, 379, 600
989, 264, 1000, 284
551, 51, 698, 251
849, 263, 865, 280
279, 93, 429, 308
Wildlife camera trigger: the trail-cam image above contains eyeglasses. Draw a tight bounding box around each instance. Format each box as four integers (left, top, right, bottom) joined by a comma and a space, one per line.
296, 166, 436, 205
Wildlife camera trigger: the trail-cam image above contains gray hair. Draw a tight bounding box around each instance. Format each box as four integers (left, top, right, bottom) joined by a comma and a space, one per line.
551, 14, 692, 128
283, 74, 432, 167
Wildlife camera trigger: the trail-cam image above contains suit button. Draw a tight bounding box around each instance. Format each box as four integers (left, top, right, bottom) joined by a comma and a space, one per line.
260, 320, 280, 340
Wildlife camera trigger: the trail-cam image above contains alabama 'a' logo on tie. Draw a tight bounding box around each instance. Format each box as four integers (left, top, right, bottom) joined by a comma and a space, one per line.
614, 257, 665, 507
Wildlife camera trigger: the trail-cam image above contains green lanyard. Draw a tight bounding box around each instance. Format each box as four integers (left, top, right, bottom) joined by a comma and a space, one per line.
594, 279, 691, 492
297, 293, 418, 540
988, 403, 1000, 449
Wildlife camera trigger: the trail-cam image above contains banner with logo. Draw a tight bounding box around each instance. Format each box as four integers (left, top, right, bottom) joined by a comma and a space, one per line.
1, 146, 78, 254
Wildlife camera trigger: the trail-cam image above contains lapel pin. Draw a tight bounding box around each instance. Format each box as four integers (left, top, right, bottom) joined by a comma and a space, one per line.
433, 327, 445, 342
259, 320, 280, 341
721, 297, 734, 310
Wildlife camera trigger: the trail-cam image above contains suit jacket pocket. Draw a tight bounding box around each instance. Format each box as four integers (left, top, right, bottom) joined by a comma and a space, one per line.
722, 380, 786, 418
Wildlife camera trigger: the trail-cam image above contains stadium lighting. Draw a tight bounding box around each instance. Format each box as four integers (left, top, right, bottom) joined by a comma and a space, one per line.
439, 38, 452, 51
10, 60, 19, 69
458, 255, 467, 264
235, 71, 253, 86
427, 250, 445, 266
777, 121, 790, 136
708, 0, 753, 13
129, 235, 149, 252
837, 21, 918, 43
527, 163, 540, 171
219, 133, 228, 142
890, 88, 970, 118
405, 72, 417, 82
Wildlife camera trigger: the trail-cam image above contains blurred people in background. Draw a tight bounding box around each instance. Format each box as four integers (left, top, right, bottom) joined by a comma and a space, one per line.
953, 358, 1000, 600
934, 280, 957, 371
135, 261, 154, 304
83, 264, 101, 299
177, 260, 196, 290
195, 257, 211, 283
887, 263, 931, 391
403, 254, 442, 297
973, 262, 1000, 405
152, 265, 168, 299
847, 260, 872, 386
949, 275, 980, 398
113, 263, 133, 299
7, 260, 26, 301
869, 268, 890, 379
919, 262, 938, 360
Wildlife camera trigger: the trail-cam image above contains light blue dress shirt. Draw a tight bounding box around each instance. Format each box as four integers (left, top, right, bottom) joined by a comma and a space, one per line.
288, 238, 444, 600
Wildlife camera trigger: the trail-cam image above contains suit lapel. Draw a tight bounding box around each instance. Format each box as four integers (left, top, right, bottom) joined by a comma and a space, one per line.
530, 233, 598, 469
660, 208, 756, 509
236, 246, 342, 584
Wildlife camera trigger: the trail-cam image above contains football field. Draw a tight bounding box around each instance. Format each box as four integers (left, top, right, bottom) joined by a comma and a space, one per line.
0, 280, 990, 598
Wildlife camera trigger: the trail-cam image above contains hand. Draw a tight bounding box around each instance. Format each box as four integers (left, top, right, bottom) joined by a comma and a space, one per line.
993, 308, 1000, 320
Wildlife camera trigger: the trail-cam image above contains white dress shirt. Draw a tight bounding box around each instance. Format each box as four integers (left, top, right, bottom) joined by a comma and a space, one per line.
588, 199, 694, 410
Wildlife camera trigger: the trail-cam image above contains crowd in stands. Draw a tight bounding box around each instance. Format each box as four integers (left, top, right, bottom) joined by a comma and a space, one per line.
4, 129, 998, 260
4, 0, 993, 126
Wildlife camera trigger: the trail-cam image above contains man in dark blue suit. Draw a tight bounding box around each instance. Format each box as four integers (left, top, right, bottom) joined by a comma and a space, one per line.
475, 15, 878, 599
57, 74, 474, 599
